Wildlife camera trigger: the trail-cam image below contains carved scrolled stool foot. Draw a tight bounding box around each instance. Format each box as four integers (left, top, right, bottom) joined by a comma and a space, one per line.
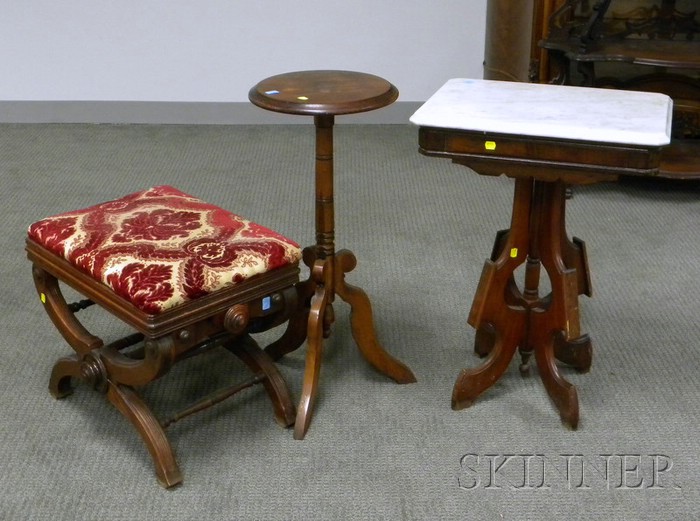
80, 353, 109, 393
49, 355, 82, 399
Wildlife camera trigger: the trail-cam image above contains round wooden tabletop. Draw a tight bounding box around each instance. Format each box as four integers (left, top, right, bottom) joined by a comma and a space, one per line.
249, 70, 398, 116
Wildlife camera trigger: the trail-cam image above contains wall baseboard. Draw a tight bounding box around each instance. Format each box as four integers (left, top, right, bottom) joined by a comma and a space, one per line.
0, 100, 422, 125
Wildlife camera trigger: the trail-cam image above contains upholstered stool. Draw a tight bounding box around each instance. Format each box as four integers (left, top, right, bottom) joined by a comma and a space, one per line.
26, 185, 302, 488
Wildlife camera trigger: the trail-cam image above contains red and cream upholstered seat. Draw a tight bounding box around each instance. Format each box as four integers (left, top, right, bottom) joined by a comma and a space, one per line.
26, 186, 302, 488
28, 185, 301, 315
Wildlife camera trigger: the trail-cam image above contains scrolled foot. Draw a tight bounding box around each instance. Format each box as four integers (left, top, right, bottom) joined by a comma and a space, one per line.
451, 369, 477, 410
294, 394, 316, 441
49, 355, 82, 399
559, 388, 580, 430
452, 327, 517, 411
536, 331, 580, 429
293, 334, 323, 440
334, 250, 416, 384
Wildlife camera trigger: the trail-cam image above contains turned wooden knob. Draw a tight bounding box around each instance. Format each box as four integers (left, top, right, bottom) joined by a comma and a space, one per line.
224, 304, 249, 335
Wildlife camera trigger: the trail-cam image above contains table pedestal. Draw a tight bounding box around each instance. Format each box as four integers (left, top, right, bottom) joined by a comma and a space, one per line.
412, 78, 670, 428
249, 71, 418, 439
452, 178, 592, 428
255, 107, 416, 439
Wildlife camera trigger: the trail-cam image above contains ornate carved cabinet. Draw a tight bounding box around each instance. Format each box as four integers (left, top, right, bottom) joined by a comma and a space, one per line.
485, 0, 700, 179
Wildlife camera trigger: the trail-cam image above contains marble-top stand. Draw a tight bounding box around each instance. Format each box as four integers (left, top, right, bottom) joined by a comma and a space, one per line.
411, 79, 672, 428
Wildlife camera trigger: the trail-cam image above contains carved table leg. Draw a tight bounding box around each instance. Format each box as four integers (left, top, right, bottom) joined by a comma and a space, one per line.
529, 181, 588, 427
478, 180, 593, 373
335, 249, 417, 384
454, 179, 591, 428
556, 191, 593, 374
291, 114, 416, 439
454, 178, 532, 409
294, 258, 333, 439
452, 320, 522, 409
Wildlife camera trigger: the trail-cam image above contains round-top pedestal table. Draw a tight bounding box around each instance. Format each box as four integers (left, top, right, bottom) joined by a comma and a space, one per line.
250, 70, 417, 439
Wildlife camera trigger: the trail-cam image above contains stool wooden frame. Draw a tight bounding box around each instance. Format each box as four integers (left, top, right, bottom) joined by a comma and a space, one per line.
27, 239, 299, 488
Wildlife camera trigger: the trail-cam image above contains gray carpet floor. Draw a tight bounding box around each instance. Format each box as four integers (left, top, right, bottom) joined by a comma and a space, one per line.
1, 123, 699, 520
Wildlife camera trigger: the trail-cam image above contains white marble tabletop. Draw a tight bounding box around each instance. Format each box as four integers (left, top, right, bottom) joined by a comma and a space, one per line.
410, 79, 673, 147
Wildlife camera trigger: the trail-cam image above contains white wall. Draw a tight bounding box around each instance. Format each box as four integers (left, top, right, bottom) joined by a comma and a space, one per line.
1, 1, 486, 103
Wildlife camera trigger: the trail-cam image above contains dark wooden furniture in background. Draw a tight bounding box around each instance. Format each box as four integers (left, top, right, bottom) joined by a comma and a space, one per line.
541, 0, 700, 180
249, 70, 417, 440
486, 0, 700, 181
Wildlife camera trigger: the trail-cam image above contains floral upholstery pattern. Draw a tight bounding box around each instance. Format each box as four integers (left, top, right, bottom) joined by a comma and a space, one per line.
28, 186, 302, 315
